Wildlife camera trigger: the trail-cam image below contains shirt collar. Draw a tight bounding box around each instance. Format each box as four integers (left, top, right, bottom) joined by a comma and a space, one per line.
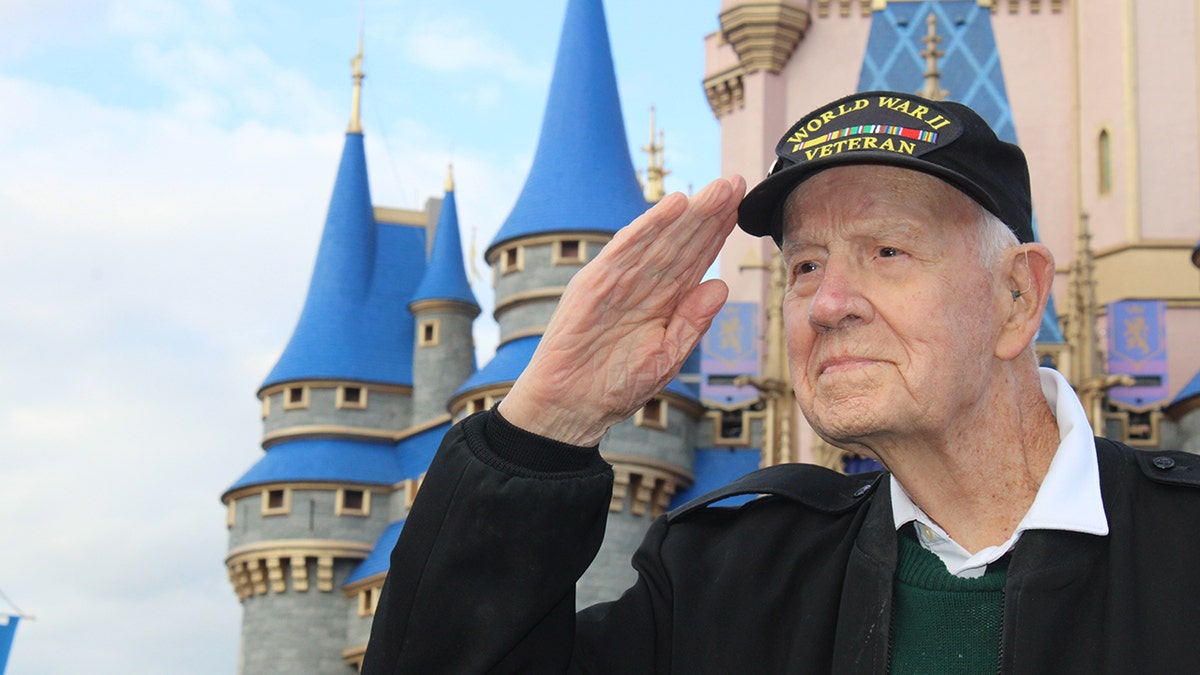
890, 367, 1109, 578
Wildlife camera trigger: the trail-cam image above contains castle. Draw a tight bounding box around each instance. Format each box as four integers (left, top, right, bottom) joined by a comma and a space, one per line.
222, 1, 761, 670
223, 1, 1200, 671
705, 0, 1200, 464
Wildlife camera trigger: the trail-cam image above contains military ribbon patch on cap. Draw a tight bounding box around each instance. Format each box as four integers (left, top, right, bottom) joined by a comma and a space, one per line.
778, 94, 962, 167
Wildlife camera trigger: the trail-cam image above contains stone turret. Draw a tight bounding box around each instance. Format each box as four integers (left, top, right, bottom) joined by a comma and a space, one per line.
409, 167, 480, 422
222, 45, 436, 674
448, 0, 706, 608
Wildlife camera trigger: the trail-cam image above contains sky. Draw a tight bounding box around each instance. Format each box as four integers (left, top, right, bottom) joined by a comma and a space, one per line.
0, 0, 722, 672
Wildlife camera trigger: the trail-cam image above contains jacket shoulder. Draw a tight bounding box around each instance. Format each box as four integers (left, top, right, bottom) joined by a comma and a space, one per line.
667, 463, 883, 523
1098, 436, 1200, 489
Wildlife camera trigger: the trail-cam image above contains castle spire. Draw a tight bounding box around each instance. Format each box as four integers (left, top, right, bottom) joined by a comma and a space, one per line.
348, 31, 365, 133
1064, 213, 1133, 434
1066, 214, 1101, 385
641, 106, 670, 203
409, 166, 479, 421
487, 0, 648, 254
411, 168, 476, 310
918, 12, 948, 101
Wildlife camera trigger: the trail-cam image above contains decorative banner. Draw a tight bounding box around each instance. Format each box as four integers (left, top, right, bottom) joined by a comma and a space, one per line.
0, 615, 19, 674
1107, 300, 1169, 408
700, 302, 761, 406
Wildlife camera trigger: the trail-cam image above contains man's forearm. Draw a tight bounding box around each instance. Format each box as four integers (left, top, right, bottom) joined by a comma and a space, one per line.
361, 410, 614, 674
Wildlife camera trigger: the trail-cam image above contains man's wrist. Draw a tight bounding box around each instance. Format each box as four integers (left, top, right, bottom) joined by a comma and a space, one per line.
496, 394, 609, 447
485, 406, 603, 474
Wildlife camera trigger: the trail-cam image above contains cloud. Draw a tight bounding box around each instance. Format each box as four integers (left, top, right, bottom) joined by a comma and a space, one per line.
0, 0, 111, 62
0, 12, 526, 671
105, 0, 236, 40
0, 62, 333, 672
403, 16, 551, 90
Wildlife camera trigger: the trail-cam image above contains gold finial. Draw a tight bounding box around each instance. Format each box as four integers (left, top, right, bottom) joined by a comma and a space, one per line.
348, 30, 365, 133
641, 106, 670, 203
467, 227, 482, 283
1066, 213, 1101, 385
445, 163, 455, 192
1065, 213, 1133, 434
918, 13, 949, 101
733, 250, 797, 468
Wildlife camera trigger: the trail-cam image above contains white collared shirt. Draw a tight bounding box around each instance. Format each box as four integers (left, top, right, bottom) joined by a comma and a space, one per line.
890, 367, 1109, 578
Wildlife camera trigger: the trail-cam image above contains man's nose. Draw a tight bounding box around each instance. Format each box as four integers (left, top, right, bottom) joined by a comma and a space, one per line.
808, 259, 873, 331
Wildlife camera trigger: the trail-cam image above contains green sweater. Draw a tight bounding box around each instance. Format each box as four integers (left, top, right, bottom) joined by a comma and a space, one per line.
889, 532, 1007, 674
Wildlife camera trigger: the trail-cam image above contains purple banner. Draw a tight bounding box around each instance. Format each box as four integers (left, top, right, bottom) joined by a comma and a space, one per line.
1106, 300, 1169, 407
700, 302, 760, 406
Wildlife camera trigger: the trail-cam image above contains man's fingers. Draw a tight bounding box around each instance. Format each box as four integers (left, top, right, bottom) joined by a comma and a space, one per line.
592, 176, 744, 302
497, 176, 746, 446
665, 278, 729, 361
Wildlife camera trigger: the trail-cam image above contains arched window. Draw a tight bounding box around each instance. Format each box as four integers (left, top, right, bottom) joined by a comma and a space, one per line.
1098, 128, 1112, 195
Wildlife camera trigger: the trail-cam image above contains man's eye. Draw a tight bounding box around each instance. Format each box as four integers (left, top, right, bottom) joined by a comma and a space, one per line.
878, 247, 901, 258
795, 262, 819, 275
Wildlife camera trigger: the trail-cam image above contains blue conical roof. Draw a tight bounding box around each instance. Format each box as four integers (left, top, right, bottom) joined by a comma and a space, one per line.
857, 0, 1064, 343
411, 187, 478, 308
225, 437, 405, 493
488, 0, 648, 254
262, 132, 426, 389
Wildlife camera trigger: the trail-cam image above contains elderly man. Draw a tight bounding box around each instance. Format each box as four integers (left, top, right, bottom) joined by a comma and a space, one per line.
362, 92, 1200, 674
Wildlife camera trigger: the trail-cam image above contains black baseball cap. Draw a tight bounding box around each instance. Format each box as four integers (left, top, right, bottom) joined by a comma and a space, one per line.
738, 91, 1033, 246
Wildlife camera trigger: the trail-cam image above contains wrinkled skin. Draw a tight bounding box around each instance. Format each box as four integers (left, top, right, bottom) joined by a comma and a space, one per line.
780, 165, 1059, 551
499, 176, 746, 447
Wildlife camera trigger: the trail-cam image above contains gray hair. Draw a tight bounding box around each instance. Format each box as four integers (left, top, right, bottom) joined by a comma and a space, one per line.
973, 204, 1042, 348
974, 203, 1021, 267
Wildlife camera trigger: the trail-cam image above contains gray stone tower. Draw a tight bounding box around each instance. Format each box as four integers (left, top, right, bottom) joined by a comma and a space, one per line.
444, 0, 707, 607
222, 1, 764, 669
221, 50, 476, 672
409, 168, 481, 424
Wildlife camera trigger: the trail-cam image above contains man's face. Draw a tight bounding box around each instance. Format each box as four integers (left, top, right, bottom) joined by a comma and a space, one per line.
781, 165, 1006, 451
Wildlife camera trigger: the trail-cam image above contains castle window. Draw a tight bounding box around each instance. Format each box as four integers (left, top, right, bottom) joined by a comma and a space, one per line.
1104, 409, 1163, 447
403, 477, 423, 509
501, 246, 524, 275
710, 407, 753, 446
262, 488, 291, 516
336, 488, 370, 517
419, 319, 440, 347
554, 239, 585, 265
634, 398, 668, 430
358, 586, 378, 617
465, 396, 491, 415
719, 409, 744, 440
260, 395, 270, 419
284, 386, 309, 410
1098, 128, 1112, 195
337, 385, 367, 410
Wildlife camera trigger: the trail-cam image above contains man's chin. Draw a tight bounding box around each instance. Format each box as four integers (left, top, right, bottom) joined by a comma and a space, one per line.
807, 405, 891, 450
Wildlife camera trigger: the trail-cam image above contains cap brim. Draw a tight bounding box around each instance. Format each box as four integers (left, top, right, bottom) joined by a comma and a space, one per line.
739, 151, 1005, 246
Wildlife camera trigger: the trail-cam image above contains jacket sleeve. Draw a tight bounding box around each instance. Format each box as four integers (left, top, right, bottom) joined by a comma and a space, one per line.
361, 409, 656, 674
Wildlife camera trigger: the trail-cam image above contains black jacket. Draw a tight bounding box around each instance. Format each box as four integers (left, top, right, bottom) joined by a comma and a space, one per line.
363, 411, 1200, 674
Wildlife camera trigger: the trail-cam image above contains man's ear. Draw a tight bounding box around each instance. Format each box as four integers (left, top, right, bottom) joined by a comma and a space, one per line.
995, 242, 1055, 361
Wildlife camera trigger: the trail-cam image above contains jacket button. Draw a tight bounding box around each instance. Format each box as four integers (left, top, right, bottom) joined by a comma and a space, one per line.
1152, 456, 1177, 470
853, 485, 872, 497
